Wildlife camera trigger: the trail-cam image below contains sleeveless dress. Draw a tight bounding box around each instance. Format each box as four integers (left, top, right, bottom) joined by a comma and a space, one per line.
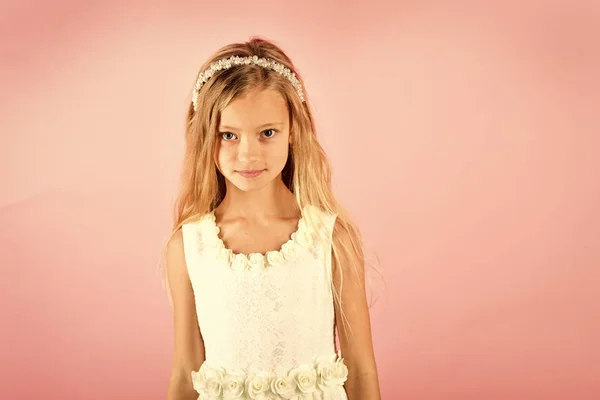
181, 204, 349, 400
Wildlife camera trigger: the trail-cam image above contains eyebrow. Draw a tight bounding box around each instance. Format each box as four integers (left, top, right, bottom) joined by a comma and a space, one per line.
219, 122, 284, 131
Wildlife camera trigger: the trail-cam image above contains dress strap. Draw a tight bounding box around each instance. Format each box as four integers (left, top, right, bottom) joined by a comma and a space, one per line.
308, 208, 337, 280
181, 218, 208, 274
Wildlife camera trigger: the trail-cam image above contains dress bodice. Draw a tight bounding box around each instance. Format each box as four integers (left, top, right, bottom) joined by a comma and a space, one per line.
181, 205, 348, 400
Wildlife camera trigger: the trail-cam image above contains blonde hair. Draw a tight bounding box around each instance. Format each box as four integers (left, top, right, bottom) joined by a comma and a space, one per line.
161, 36, 381, 340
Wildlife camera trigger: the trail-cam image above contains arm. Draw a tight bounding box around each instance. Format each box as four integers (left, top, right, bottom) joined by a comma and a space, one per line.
166, 229, 205, 400
332, 219, 381, 400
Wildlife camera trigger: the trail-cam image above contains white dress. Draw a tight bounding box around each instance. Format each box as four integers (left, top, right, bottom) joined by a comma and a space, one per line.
181, 205, 349, 400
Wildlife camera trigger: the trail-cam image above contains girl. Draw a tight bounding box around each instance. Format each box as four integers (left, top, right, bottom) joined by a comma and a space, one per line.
165, 37, 380, 400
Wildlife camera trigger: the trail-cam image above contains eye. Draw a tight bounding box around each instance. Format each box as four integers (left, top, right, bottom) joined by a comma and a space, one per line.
221, 132, 237, 141
262, 129, 277, 138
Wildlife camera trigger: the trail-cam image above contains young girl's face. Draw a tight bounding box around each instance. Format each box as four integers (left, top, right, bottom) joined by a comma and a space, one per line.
215, 88, 292, 192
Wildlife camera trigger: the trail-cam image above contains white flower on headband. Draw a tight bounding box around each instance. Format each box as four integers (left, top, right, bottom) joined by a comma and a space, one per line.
191, 54, 305, 111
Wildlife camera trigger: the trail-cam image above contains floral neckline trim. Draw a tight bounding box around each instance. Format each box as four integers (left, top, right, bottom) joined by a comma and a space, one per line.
202, 206, 319, 271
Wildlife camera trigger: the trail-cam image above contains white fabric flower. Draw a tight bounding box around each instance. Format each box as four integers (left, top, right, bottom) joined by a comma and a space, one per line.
231, 253, 248, 271
289, 364, 317, 395
246, 372, 272, 399
191, 367, 206, 394
316, 354, 348, 391
280, 241, 297, 258
193, 365, 224, 399
204, 378, 223, 398
315, 356, 338, 389
223, 370, 245, 399
266, 250, 285, 267
334, 358, 349, 384
271, 375, 296, 399
248, 253, 265, 270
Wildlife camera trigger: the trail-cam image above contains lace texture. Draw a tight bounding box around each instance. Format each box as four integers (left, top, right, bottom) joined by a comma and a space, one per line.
181, 206, 346, 400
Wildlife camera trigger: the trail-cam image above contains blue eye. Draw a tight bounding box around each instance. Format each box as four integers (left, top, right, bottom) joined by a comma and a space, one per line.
263, 129, 276, 138
221, 132, 236, 141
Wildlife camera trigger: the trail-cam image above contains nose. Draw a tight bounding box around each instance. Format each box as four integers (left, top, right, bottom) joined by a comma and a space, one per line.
237, 135, 261, 163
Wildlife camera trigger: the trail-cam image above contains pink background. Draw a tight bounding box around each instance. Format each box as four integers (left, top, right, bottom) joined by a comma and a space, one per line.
1, 0, 599, 399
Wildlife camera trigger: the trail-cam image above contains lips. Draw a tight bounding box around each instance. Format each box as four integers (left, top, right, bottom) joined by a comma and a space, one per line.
237, 170, 264, 178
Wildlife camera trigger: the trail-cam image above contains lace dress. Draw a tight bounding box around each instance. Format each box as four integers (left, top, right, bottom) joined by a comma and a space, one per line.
181, 205, 349, 400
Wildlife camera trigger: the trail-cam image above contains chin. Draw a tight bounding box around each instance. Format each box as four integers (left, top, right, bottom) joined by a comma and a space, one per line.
228, 171, 281, 192
232, 181, 264, 192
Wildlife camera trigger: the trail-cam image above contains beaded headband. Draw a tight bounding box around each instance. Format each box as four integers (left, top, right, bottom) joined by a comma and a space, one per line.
191, 55, 305, 111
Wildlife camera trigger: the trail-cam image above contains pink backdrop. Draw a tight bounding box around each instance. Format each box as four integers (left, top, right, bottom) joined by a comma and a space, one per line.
1, 0, 599, 399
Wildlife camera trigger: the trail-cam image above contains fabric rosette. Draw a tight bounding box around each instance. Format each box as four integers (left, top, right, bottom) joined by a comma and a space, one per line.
280, 241, 298, 259
245, 371, 273, 399
270, 374, 297, 399
288, 364, 318, 396
247, 253, 265, 270
265, 250, 286, 267
222, 369, 245, 399
314, 353, 348, 391
192, 364, 226, 399
231, 253, 248, 272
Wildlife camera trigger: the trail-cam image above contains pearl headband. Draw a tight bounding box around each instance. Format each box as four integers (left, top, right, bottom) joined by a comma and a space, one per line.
191, 55, 306, 111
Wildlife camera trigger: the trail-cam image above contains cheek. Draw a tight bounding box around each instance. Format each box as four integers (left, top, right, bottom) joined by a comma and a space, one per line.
216, 144, 234, 168
269, 142, 290, 167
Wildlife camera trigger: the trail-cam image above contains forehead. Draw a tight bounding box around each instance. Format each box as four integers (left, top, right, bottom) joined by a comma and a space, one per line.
219, 89, 288, 130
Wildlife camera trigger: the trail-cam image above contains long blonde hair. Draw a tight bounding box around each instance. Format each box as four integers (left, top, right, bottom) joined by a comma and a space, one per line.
162, 36, 379, 338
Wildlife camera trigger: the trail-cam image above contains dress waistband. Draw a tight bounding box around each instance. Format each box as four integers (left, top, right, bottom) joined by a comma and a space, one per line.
192, 352, 348, 399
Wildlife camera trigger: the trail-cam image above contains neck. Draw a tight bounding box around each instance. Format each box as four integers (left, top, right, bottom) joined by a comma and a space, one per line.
218, 176, 299, 220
